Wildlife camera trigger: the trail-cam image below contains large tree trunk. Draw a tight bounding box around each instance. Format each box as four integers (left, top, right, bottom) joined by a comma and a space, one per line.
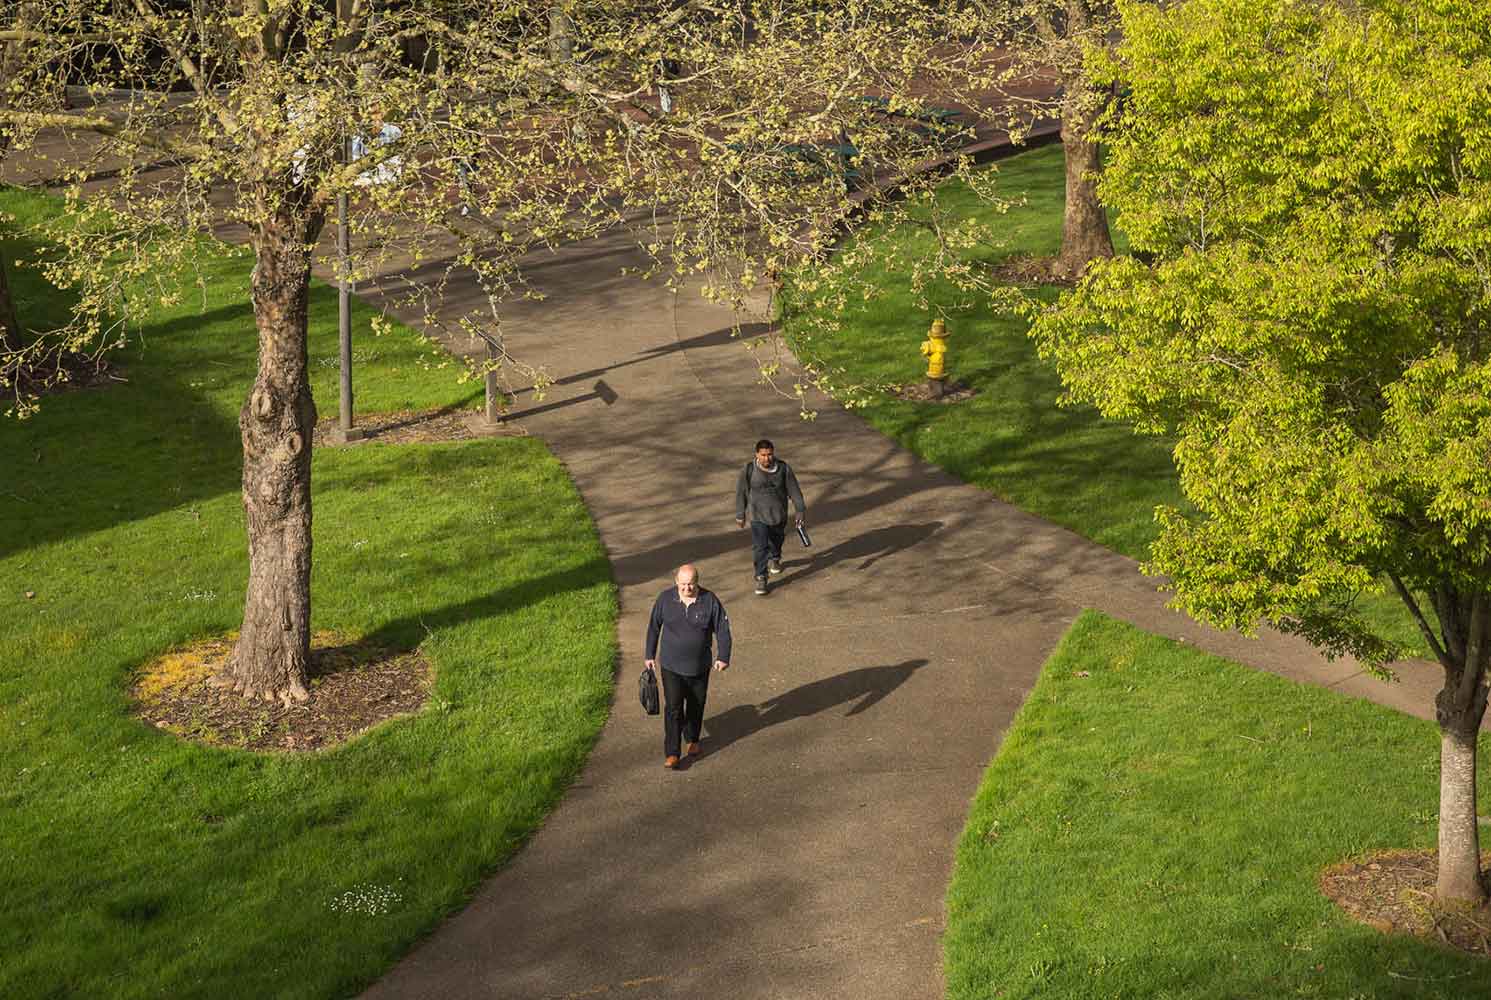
1430, 588, 1489, 905
1051, 87, 1114, 283
222, 211, 319, 704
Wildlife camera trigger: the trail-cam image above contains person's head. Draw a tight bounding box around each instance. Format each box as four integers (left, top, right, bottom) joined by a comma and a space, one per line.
675, 564, 700, 598
754, 439, 774, 468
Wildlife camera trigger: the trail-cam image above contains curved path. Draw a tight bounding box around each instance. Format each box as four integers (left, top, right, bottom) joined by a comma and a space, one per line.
2, 106, 1452, 1000
358, 224, 1447, 1000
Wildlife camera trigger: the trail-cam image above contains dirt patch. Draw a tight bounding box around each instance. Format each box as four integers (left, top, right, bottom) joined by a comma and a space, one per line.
892, 378, 977, 404
1320, 849, 1491, 958
13, 356, 123, 411
132, 632, 433, 752
989, 254, 1079, 288
313, 407, 528, 446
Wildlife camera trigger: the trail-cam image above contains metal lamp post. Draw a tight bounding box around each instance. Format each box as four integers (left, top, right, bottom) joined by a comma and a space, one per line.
331, 173, 364, 443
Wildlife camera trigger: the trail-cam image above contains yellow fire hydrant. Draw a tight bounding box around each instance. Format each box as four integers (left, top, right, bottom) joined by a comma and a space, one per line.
920, 318, 949, 380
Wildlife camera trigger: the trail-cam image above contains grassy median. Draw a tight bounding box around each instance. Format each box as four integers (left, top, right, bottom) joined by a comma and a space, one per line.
946, 611, 1491, 999
0, 188, 616, 999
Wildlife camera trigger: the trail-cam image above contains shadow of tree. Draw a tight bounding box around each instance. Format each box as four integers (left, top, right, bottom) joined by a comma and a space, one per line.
360, 558, 613, 654
0, 225, 247, 559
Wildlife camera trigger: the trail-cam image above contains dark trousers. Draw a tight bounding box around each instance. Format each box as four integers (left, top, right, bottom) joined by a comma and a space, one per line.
750, 520, 786, 578
661, 667, 710, 758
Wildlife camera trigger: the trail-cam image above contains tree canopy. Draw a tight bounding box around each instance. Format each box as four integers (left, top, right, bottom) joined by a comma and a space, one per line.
0, 1, 958, 702
1033, 0, 1491, 903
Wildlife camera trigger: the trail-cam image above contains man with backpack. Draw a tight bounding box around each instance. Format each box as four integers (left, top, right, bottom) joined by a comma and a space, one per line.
734, 438, 807, 596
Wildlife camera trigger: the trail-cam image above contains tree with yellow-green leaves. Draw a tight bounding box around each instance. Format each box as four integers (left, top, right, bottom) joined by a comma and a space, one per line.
1033, 0, 1491, 905
0, 2, 958, 706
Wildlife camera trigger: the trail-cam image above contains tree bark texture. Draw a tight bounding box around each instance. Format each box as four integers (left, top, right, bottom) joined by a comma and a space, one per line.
225, 211, 318, 704
1437, 729, 1485, 904
1429, 587, 1490, 904
1053, 88, 1114, 282
548, 8, 575, 65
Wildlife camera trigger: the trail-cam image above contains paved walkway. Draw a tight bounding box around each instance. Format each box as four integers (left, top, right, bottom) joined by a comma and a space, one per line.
355, 223, 1449, 999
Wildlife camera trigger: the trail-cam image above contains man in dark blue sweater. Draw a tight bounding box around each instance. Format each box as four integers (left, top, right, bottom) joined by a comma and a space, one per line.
644, 564, 732, 768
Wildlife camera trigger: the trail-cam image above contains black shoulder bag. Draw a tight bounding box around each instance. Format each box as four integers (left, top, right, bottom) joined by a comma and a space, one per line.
639, 667, 660, 716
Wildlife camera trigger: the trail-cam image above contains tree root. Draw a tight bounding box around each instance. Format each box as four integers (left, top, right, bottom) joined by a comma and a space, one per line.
205, 671, 310, 705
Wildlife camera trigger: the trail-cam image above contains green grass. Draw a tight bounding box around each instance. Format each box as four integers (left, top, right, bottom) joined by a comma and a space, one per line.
784, 146, 1174, 557
782, 143, 1426, 657
0, 188, 617, 999
946, 611, 1491, 999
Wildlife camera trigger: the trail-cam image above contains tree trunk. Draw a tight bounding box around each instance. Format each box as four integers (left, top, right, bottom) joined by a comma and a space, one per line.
1430, 588, 1490, 905
0, 245, 20, 356
1437, 728, 1485, 904
1051, 89, 1114, 283
548, 8, 575, 65
222, 212, 318, 704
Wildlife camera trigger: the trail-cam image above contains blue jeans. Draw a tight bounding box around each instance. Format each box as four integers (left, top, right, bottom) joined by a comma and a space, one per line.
750, 521, 786, 578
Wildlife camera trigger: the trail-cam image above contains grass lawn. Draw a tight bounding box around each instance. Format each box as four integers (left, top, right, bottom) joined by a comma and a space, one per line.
0, 188, 617, 998
946, 611, 1491, 999
781, 144, 1426, 657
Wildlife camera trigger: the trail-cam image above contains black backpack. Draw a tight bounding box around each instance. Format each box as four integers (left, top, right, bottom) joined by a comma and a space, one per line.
743, 459, 788, 496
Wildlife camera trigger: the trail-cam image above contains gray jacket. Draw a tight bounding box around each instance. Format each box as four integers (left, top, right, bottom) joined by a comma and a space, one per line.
735, 460, 806, 526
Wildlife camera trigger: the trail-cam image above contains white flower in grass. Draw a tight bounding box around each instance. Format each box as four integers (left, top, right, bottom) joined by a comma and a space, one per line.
328, 881, 404, 916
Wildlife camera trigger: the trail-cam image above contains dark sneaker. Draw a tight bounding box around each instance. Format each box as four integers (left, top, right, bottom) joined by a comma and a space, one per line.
768, 559, 784, 575
754, 575, 768, 595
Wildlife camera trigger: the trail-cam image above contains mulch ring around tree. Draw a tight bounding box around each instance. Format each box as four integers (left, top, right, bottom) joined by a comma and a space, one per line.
312, 407, 528, 446
989, 254, 1080, 288
1320, 849, 1491, 958
131, 632, 432, 752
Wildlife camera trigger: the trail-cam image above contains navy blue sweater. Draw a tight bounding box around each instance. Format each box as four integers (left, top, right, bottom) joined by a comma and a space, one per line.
645, 588, 733, 677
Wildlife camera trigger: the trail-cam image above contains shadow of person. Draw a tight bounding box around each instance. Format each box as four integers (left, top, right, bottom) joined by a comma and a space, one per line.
703, 658, 929, 756
772, 522, 943, 590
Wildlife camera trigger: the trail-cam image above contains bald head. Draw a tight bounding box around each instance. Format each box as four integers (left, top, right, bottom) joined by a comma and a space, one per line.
675, 564, 699, 599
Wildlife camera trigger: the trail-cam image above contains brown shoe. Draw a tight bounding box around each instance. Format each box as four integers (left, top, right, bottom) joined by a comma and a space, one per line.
685, 741, 702, 757
664, 755, 680, 769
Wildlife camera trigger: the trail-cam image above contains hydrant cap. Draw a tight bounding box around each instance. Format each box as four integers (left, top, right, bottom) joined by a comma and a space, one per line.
931, 318, 946, 336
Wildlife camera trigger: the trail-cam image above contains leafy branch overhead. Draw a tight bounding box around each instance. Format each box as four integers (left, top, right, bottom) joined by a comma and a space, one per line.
0, 1, 971, 411
0, 1, 961, 706
1032, 0, 1491, 905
